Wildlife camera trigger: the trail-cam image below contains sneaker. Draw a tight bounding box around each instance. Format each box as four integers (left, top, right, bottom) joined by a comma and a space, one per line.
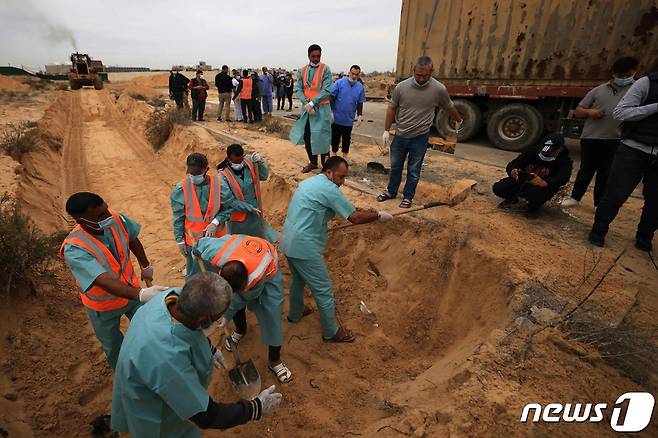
560, 197, 579, 208
588, 230, 605, 247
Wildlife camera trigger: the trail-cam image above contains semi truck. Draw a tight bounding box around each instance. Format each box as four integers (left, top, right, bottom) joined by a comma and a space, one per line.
396, 0, 658, 151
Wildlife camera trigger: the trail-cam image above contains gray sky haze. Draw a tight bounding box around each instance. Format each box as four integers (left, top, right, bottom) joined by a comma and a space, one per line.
0, 0, 402, 73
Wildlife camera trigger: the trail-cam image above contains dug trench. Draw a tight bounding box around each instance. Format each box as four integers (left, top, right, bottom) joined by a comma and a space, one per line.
0, 88, 656, 437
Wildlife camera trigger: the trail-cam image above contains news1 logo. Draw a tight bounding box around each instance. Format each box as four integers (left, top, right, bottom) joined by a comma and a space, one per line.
520, 392, 655, 432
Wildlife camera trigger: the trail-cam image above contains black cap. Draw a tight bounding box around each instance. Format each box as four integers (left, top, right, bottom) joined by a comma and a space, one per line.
539, 133, 565, 158
186, 152, 208, 167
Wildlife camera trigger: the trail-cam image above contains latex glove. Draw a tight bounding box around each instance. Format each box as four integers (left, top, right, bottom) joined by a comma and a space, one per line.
378, 211, 394, 221
257, 385, 282, 416
252, 208, 262, 216
304, 102, 316, 115
204, 222, 218, 237
139, 285, 169, 303
177, 242, 188, 256
250, 152, 263, 163
355, 115, 363, 127
140, 265, 154, 283
382, 131, 390, 147
218, 316, 228, 328
212, 348, 227, 369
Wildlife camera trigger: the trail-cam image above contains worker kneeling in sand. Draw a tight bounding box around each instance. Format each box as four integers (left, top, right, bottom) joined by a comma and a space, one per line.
281, 156, 393, 342
196, 234, 292, 383
111, 272, 282, 436
60, 192, 168, 369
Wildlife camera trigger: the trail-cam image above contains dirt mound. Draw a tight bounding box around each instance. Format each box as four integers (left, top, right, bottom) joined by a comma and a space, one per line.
0, 75, 30, 92
115, 92, 155, 134
363, 74, 395, 97
122, 83, 163, 100
127, 73, 170, 88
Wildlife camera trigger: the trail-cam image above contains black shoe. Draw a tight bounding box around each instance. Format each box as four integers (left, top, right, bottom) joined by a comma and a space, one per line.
217, 117, 222, 121
635, 233, 653, 252
497, 197, 520, 209
588, 230, 605, 247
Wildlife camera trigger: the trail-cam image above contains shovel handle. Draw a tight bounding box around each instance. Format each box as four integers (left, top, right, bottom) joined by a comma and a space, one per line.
330, 201, 449, 232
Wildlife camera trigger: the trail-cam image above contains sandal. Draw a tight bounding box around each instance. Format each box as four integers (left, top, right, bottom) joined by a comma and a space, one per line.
323, 326, 355, 343
224, 331, 243, 352
377, 191, 395, 202
287, 305, 314, 323
269, 362, 294, 383
302, 163, 318, 173
399, 198, 412, 208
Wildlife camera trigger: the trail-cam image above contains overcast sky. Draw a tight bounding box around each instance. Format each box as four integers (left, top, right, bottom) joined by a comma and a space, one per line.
0, 0, 401, 73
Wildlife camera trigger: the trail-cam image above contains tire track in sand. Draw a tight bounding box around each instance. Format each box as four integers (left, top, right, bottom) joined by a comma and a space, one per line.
61, 92, 90, 201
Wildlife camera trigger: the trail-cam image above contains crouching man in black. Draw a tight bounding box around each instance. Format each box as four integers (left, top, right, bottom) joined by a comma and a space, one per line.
493, 134, 573, 212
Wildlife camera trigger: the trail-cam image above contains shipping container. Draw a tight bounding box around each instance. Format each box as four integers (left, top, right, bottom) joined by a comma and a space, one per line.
396, 0, 658, 150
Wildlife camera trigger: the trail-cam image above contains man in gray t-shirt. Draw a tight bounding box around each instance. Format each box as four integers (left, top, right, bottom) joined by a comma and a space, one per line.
561, 57, 637, 209
377, 56, 462, 208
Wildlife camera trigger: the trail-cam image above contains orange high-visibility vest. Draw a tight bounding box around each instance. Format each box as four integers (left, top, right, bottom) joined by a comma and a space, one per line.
181, 174, 226, 246
58, 210, 138, 312
210, 235, 278, 291
220, 159, 259, 223
301, 63, 330, 105
240, 78, 253, 100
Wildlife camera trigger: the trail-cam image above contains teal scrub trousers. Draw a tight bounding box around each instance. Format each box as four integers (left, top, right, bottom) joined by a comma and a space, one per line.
85, 300, 141, 369
286, 256, 339, 339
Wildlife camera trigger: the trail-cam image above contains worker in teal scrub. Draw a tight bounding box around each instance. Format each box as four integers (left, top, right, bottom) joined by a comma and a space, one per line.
216, 143, 278, 242
111, 272, 283, 437
281, 156, 394, 342
171, 152, 237, 277
60, 192, 169, 369
196, 234, 292, 383
289, 43, 333, 173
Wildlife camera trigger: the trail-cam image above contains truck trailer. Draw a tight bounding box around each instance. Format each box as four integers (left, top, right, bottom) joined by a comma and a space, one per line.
396, 0, 658, 150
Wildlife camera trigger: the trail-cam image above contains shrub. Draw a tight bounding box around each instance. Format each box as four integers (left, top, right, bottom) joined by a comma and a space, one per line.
145, 107, 190, 150
130, 93, 147, 101
0, 194, 63, 296
27, 79, 54, 90
57, 83, 69, 91
147, 98, 167, 108
0, 122, 39, 160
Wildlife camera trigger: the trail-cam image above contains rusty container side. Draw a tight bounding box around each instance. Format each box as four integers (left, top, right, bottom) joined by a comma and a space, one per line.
396, 0, 658, 86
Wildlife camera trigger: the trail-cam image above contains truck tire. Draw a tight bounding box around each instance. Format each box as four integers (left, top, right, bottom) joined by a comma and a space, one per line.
486, 103, 543, 151
69, 80, 82, 90
435, 99, 482, 142
93, 76, 103, 90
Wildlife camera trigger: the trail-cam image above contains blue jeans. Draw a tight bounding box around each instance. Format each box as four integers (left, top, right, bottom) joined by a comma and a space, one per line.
386, 132, 431, 200
261, 94, 273, 113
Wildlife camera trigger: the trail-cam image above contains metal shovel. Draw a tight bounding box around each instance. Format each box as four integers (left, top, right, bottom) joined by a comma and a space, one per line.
223, 327, 261, 400
190, 247, 262, 400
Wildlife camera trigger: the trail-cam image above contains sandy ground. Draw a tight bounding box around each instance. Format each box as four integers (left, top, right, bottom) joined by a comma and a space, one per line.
0, 82, 656, 437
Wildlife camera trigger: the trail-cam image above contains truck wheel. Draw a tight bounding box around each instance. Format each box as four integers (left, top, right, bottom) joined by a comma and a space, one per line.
486, 103, 543, 151
69, 80, 81, 90
93, 77, 103, 90
435, 99, 482, 142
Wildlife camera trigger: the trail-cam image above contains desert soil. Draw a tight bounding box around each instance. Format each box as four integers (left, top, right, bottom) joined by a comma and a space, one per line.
0, 78, 655, 437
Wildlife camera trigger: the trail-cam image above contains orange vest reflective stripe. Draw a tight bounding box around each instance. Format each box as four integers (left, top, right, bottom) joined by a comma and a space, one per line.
220, 160, 259, 223
301, 63, 330, 105
58, 210, 138, 312
210, 235, 278, 291
240, 78, 252, 100
182, 175, 227, 246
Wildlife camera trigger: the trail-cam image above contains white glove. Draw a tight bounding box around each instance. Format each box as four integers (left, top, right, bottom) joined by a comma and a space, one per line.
140, 265, 154, 282
250, 152, 263, 163
382, 131, 390, 147
218, 316, 228, 328
212, 348, 227, 369
139, 285, 169, 303
355, 115, 363, 127
177, 242, 188, 256
204, 222, 218, 237
256, 385, 282, 416
252, 208, 262, 216
378, 211, 394, 221
304, 103, 316, 115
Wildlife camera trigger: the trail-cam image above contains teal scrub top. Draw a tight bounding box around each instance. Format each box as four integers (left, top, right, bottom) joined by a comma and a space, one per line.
111, 290, 213, 438
62, 213, 141, 292
170, 174, 237, 243
281, 174, 355, 259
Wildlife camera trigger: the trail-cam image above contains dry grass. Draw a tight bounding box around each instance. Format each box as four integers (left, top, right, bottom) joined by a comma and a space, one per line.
145, 106, 190, 150
147, 98, 167, 108
0, 122, 39, 160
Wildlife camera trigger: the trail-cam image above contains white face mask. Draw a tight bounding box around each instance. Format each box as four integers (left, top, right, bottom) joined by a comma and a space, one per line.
189, 174, 205, 185
309, 62, 320, 67
230, 162, 245, 171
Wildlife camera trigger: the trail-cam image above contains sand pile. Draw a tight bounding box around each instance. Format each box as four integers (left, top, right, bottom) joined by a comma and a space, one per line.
127, 73, 170, 88
0, 75, 30, 92
122, 83, 163, 100
363, 74, 395, 97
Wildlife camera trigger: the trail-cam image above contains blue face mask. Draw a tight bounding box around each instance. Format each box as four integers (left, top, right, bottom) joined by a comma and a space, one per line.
80, 214, 115, 231
538, 152, 556, 162
189, 174, 205, 185
613, 76, 635, 87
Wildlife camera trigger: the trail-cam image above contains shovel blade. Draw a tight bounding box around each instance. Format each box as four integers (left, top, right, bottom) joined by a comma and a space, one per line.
366, 161, 388, 175
228, 360, 261, 400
